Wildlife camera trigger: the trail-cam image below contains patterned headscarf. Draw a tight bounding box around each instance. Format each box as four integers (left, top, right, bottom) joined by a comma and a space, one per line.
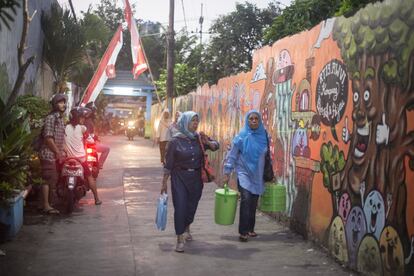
174, 111, 199, 140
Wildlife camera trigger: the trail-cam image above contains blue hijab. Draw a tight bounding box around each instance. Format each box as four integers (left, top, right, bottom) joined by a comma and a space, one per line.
174, 111, 198, 140
233, 110, 268, 174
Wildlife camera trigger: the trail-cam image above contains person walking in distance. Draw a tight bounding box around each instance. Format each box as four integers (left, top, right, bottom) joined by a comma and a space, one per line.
156, 109, 171, 164
222, 110, 269, 242
38, 94, 67, 215
161, 111, 219, 252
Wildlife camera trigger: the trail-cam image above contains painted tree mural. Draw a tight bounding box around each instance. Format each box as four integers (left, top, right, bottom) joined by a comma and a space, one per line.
333, 0, 414, 259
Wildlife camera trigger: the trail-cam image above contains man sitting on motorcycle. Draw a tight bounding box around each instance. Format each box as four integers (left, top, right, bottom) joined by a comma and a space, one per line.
85, 102, 110, 169
64, 107, 102, 205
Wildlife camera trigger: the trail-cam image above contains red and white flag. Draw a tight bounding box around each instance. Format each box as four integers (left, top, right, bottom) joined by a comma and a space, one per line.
81, 25, 123, 105
122, 0, 148, 79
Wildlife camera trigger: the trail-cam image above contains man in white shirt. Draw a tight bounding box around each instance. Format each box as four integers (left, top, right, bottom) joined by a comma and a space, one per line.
64, 107, 102, 205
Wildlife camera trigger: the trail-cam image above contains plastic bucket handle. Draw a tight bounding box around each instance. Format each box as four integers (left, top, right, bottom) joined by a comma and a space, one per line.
224, 183, 229, 203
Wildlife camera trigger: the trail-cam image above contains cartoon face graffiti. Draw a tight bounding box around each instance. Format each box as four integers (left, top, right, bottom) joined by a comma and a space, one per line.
345, 206, 367, 268
260, 58, 276, 131
338, 192, 351, 222
363, 190, 385, 239
346, 67, 390, 193
357, 235, 383, 276
329, 216, 348, 263
292, 122, 309, 157
379, 226, 405, 276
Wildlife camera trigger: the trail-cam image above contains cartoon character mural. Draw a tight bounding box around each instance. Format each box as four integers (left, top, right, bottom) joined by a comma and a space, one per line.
379, 226, 405, 276
273, 50, 296, 215
357, 235, 383, 276
329, 216, 349, 263
260, 58, 277, 161
332, 0, 414, 268
151, 1, 414, 274
345, 206, 367, 268
339, 192, 351, 223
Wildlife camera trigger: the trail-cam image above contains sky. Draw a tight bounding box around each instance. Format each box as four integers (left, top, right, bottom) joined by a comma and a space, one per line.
58, 0, 292, 39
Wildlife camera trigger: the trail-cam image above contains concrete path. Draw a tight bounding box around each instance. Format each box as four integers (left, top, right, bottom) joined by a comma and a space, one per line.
0, 135, 352, 276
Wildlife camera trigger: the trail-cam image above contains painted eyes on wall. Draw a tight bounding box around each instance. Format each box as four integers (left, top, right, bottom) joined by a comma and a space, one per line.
353, 91, 359, 103
363, 89, 370, 102
353, 90, 371, 104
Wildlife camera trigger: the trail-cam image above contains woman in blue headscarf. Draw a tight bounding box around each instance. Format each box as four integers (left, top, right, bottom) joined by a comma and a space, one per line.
161, 111, 219, 252
223, 110, 269, 242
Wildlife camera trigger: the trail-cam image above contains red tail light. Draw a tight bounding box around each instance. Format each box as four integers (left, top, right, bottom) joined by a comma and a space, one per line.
86, 148, 93, 154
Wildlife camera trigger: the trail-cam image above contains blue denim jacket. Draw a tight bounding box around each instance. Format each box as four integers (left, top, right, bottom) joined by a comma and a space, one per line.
223, 143, 266, 195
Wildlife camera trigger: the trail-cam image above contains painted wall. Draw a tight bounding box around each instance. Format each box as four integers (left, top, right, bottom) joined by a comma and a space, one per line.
152, 0, 414, 274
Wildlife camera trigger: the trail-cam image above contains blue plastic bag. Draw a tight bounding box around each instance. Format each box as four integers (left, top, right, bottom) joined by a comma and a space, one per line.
155, 193, 168, 231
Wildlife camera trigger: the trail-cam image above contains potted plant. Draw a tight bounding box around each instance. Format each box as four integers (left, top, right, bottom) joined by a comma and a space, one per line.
0, 97, 33, 241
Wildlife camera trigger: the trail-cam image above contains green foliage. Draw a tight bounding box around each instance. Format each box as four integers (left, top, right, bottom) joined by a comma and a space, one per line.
263, 0, 380, 45
139, 21, 166, 79
155, 63, 198, 99
15, 95, 50, 129
0, 97, 32, 206
0, 62, 11, 102
0, 0, 20, 31
333, 0, 414, 87
320, 142, 345, 192
41, 4, 86, 92
203, 2, 279, 84
94, 0, 132, 70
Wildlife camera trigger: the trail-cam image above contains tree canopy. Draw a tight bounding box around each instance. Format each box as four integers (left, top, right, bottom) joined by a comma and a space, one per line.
263, 0, 380, 45
41, 4, 86, 92
202, 2, 279, 84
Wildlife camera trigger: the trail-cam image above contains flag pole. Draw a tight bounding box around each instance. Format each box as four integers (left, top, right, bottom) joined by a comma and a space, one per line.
139, 33, 162, 106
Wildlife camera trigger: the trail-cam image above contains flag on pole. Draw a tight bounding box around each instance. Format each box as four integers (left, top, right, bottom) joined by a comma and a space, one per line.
81, 25, 123, 105
122, 0, 148, 79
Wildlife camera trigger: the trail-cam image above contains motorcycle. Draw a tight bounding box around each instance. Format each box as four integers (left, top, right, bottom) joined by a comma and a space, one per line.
86, 140, 100, 178
58, 158, 89, 214
126, 120, 136, 140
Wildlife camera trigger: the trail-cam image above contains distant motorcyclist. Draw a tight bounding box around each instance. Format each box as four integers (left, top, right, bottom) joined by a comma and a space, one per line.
64, 107, 102, 205
38, 93, 67, 215
85, 102, 110, 169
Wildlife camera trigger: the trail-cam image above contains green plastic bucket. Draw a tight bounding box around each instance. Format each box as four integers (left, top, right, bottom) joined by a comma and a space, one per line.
215, 184, 238, 225
259, 183, 286, 212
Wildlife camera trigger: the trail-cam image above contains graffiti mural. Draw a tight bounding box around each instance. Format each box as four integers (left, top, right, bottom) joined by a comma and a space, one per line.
151, 0, 414, 274
357, 235, 383, 276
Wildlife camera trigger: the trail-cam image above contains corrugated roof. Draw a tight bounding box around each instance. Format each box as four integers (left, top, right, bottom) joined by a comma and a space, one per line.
104, 71, 155, 90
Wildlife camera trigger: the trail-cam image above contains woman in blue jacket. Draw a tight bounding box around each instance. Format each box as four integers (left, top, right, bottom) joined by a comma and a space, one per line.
161, 111, 219, 252
223, 110, 268, 242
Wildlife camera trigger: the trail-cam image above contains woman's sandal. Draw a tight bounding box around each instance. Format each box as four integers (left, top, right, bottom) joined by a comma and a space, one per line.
248, 232, 258, 238
43, 208, 60, 215
239, 235, 249, 242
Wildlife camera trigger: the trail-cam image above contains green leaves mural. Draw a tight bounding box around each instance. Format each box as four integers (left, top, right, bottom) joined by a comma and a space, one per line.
320, 142, 345, 193
333, 0, 414, 87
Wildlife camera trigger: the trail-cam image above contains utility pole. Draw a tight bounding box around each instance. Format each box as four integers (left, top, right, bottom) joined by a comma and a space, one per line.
166, 0, 175, 112
199, 3, 204, 45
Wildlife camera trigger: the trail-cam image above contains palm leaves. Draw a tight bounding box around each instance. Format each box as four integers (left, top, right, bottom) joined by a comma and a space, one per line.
0, 0, 20, 31
41, 4, 85, 92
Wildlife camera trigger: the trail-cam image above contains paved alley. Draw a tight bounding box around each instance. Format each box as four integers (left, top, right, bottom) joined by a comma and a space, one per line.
0, 136, 351, 276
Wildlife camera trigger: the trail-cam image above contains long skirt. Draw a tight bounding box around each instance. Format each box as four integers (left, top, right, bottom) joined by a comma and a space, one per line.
170, 169, 203, 235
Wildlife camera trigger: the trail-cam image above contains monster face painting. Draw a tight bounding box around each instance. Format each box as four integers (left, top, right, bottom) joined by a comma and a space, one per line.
363, 190, 385, 239
345, 206, 367, 268
380, 226, 405, 276
357, 235, 383, 276
329, 216, 348, 263
339, 193, 351, 223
